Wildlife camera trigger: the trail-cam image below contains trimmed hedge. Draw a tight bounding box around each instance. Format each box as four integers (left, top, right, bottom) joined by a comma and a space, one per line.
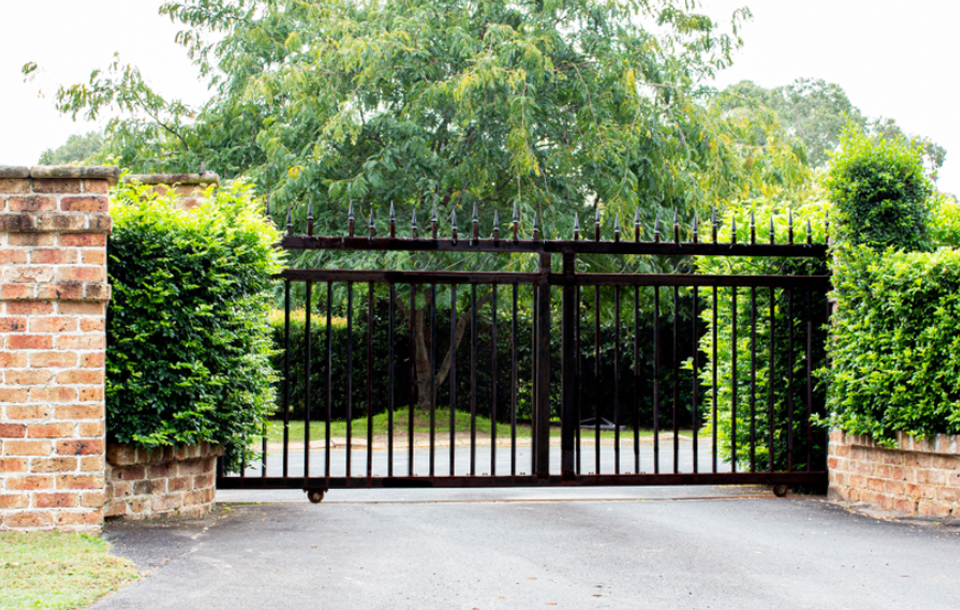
106, 179, 282, 471
824, 125, 932, 252
826, 245, 960, 443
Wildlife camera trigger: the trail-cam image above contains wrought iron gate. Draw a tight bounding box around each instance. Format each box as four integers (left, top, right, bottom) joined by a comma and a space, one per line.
218, 206, 831, 497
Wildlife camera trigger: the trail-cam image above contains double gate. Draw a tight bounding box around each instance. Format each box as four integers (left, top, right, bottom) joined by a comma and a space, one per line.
218, 207, 831, 497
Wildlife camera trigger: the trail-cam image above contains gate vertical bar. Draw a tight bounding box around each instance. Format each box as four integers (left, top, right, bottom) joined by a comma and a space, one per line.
672, 286, 679, 473
304, 280, 313, 478
449, 285, 457, 475
430, 285, 437, 477
730, 285, 737, 473
768, 287, 776, 472
409, 285, 416, 476
561, 253, 577, 481
511, 283, 518, 476
594, 285, 601, 474
490, 285, 498, 476
346, 282, 353, 479
653, 286, 661, 474
388, 285, 395, 477
692, 285, 699, 473
614, 286, 621, 474
750, 286, 757, 473
470, 285, 478, 476
325, 283, 333, 481
535, 253, 552, 480
282, 280, 291, 478
367, 284, 375, 480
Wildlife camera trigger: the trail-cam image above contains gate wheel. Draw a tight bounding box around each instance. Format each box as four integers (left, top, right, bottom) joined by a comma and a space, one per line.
772, 484, 788, 498
306, 489, 326, 504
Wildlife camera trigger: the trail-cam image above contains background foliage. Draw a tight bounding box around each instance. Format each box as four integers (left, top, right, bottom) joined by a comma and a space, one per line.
107, 179, 282, 470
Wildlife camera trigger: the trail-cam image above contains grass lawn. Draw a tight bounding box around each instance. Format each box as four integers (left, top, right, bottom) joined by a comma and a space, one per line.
0, 532, 139, 610
261, 408, 670, 445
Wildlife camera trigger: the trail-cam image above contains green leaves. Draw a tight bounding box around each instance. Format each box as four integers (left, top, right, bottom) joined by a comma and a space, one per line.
106, 178, 282, 471
826, 125, 932, 252
827, 245, 960, 442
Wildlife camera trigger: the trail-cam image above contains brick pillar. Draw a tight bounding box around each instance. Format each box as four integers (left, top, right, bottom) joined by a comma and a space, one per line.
123, 172, 220, 210
0, 165, 116, 533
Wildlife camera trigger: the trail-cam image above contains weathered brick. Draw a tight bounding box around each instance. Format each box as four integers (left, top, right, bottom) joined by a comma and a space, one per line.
57, 475, 104, 490
0, 178, 31, 193
31, 457, 78, 473
80, 456, 104, 472
0, 249, 28, 264
1, 283, 34, 299
29, 317, 78, 333
8, 195, 56, 212
29, 387, 77, 403
8, 233, 56, 247
56, 404, 103, 420
4, 405, 52, 420
4, 440, 53, 456
83, 180, 110, 194
55, 369, 103, 385
80, 491, 105, 508
3, 511, 55, 528
35, 493, 79, 508
6, 475, 54, 491
58, 302, 104, 316
0, 494, 30, 509
918, 500, 953, 519
56, 267, 105, 283
61, 195, 109, 212
78, 387, 104, 402
77, 421, 104, 437
78, 353, 105, 369
32, 178, 82, 194
79, 317, 105, 332
883, 480, 905, 496
35, 284, 82, 300
7, 302, 53, 316
0, 458, 27, 472
56, 509, 103, 526
7, 334, 54, 350
0, 423, 27, 437
111, 465, 145, 481
939, 487, 960, 503
57, 439, 103, 456
59, 233, 106, 247
917, 469, 946, 485
6, 369, 54, 385
29, 351, 78, 368
30, 249, 78, 265
0, 388, 29, 402
27, 423, 77, 438
81, 250, 106, 266
0, 352, 29, 368
56, 334, 105, 351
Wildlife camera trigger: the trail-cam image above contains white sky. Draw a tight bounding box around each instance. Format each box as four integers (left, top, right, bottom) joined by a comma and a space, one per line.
1, 0, 958, 194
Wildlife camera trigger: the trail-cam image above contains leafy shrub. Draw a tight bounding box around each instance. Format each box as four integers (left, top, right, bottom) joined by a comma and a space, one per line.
929, 193, 960, 248
825, 125, 932, 251
825, 245, 960, 442
107, 179, 282, 471
697, 200, 830, 471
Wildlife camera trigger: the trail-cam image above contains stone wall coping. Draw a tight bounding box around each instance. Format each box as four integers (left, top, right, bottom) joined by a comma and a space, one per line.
107, 442, 224, 467
123, 172, 221, 187
837, 430, 960, 456
0, 165, 121, 183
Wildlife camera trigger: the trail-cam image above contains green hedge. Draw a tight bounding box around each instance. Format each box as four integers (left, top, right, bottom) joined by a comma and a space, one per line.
698, 200, 829, 471
826, 245, 960, 443
824, 125, 932, 252
106, 179, 282, 471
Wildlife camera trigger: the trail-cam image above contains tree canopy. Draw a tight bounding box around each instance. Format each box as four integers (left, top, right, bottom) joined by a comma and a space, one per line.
718, 78, 946, 177
49, 0, 763, 239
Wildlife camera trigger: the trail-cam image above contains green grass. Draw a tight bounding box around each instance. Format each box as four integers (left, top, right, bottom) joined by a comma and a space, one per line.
0, 532, 139, 610
260, 408, 665, 445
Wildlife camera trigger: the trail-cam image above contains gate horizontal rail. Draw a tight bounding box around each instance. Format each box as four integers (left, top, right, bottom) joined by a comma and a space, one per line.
219, 205, 831, 497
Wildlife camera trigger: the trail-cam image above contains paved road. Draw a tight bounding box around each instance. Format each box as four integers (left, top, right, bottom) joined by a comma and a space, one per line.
95, 488, 960, 610
235, 438, 724, 480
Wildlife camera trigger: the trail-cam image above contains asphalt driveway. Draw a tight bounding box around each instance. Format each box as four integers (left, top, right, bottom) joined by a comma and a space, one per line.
94, 488, 960, 610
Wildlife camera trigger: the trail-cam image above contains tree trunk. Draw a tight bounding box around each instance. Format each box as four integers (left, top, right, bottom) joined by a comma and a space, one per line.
398, 289, 495, 413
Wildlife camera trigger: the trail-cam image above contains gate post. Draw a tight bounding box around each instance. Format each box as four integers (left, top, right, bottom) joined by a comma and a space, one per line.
560, 253, 577, 481
534, 253, 552, 480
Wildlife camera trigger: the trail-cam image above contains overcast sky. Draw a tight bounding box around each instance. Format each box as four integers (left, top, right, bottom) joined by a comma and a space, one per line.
1, 0, 958, 194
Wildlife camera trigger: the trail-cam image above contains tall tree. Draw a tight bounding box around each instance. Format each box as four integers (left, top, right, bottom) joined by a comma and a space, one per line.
46, 0, 759, 410
719, 78, 946, 177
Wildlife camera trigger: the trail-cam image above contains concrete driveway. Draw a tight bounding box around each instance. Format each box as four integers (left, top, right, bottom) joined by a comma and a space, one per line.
94, 487, 960, 610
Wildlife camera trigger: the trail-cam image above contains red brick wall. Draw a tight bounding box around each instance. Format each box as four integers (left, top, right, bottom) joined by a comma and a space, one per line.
828, 429, 960, 519
0, 166, 116, 533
